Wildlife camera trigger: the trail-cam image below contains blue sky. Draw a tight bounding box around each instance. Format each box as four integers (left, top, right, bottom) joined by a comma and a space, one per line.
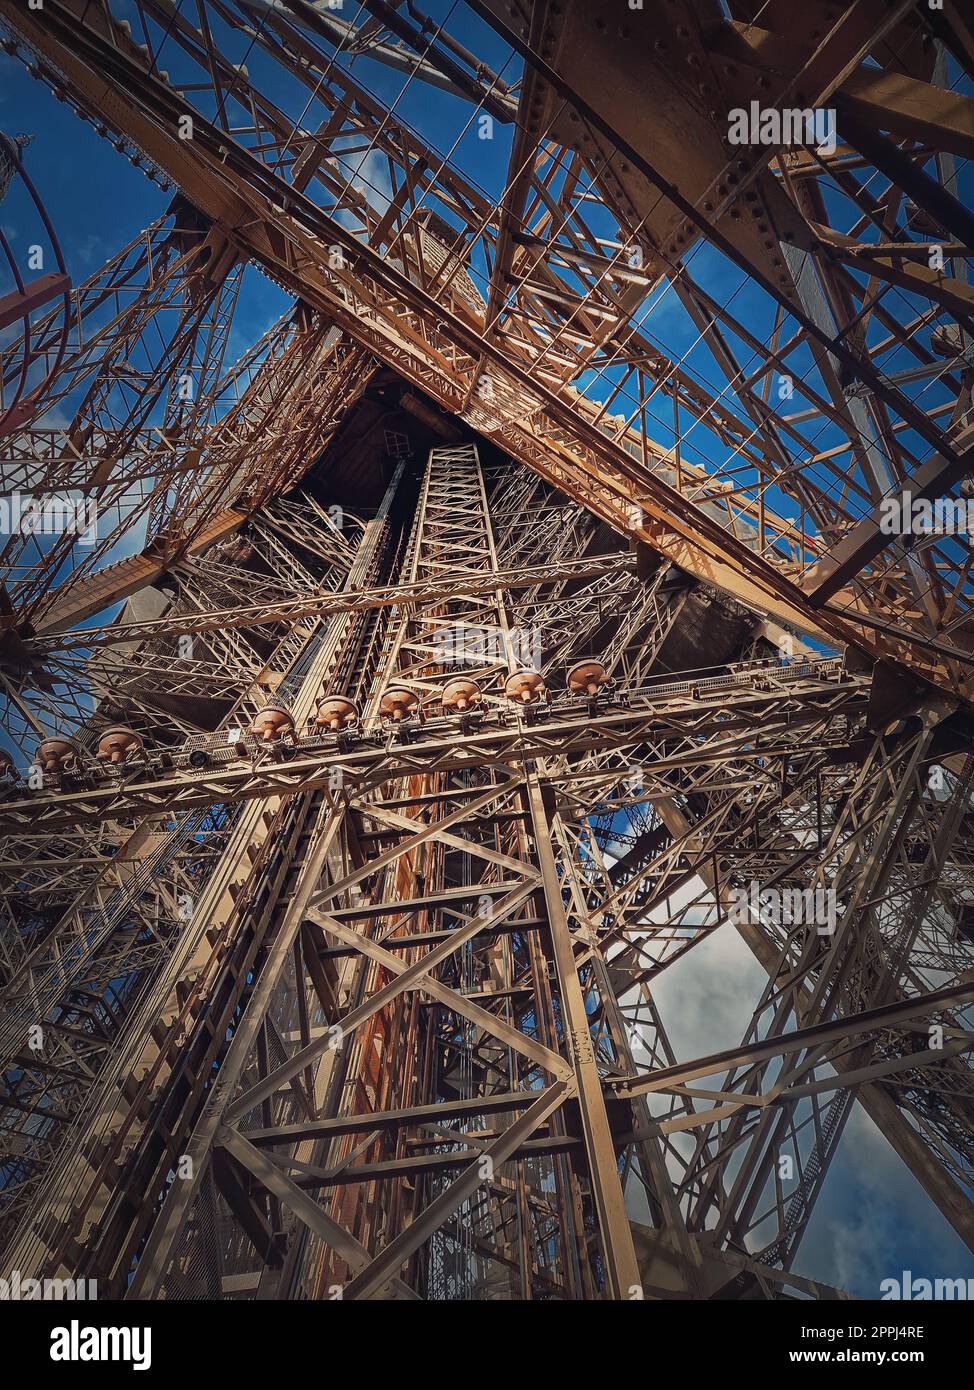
651, 920, 974, 1298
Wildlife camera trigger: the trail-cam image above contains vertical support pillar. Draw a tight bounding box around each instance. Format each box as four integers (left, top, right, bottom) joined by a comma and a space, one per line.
524, 771, 642, 1299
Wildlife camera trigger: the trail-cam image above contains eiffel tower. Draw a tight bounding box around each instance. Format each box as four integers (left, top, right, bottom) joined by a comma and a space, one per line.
1, 0, 974, 1303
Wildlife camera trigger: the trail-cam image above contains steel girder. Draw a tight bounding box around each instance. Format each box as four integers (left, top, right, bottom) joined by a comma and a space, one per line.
4, 0, 974, 692
3, 0, 974, 1303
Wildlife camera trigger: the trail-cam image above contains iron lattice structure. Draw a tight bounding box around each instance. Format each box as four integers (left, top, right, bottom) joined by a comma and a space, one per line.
1, 0, 974, 1300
